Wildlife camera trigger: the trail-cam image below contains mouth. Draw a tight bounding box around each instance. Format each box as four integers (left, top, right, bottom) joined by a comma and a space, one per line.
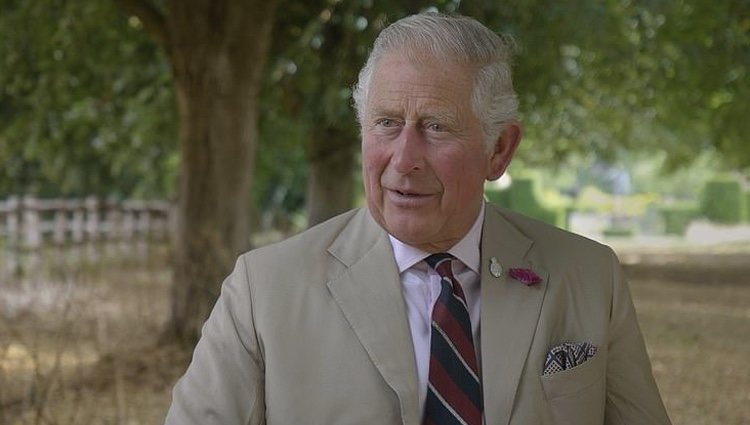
388, 186, 434, 197
385, 188, 435, 207
393, 189, 427, 197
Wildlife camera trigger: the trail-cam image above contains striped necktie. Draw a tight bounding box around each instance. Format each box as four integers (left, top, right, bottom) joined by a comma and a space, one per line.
423, 253, 483, 425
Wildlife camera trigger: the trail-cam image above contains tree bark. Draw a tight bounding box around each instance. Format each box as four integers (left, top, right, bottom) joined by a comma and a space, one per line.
302, 6, 360, 227
306, 126, 357, 226
163, 0, 278, 345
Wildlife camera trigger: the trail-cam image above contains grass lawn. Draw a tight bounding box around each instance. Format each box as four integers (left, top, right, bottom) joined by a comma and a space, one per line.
1, 245, 748, 424
632, 278, 750, 425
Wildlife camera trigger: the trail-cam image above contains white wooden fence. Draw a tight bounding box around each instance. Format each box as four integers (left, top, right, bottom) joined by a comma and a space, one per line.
0, 196, 173, 249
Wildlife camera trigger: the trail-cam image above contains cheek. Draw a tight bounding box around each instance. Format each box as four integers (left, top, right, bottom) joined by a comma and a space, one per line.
440, 154, 487, 201
361, 148, 384, 191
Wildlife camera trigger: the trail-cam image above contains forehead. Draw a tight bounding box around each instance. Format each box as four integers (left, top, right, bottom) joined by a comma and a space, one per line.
366, 52, 476, 116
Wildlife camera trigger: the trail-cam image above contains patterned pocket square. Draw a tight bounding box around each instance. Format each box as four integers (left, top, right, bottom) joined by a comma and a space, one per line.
543, 342, 598, 375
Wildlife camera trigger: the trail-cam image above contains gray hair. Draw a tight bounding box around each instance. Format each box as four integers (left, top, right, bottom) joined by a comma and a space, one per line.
352, 12, 519, 148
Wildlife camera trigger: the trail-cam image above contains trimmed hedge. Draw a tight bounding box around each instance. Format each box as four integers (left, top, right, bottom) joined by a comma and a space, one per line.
602, 227, 634, 238
485, 175, 566, 228
700, 177, 747, 224
658, 203, 697, 235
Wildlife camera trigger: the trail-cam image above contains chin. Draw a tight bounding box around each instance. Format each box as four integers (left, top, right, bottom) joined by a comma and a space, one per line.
386, 220, 433, 245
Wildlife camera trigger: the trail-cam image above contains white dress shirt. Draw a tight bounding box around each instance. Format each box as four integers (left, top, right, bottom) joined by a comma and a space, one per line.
387, 202, 484, 412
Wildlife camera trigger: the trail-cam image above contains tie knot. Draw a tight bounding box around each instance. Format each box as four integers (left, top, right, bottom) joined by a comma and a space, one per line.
424, 253, 455, 279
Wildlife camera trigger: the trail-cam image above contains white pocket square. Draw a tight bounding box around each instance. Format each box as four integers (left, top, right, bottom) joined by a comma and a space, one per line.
543, 342, 598, 375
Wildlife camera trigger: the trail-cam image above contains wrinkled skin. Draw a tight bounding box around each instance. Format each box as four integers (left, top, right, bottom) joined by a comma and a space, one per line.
361, 52, 522, 252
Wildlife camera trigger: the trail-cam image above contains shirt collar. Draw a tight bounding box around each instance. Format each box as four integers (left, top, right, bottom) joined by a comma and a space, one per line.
388, 202, 485, 274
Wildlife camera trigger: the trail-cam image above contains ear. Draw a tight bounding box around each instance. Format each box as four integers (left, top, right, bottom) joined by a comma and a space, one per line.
486, 121, 522, 181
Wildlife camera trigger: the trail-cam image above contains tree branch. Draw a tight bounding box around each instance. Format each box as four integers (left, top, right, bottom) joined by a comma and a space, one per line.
115, 0, 170, 49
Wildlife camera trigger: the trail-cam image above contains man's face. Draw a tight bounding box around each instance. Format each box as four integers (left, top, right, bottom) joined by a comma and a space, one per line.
361, 52, 519, 252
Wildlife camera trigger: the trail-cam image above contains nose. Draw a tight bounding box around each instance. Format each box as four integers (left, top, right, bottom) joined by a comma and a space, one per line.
391, 125, 426, 174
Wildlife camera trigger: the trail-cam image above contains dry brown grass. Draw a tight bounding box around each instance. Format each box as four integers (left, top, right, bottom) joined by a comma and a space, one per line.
619, 244, 750, 424
630, 282, 750, 423
0, 245, 186, 425
1, 243, 748, 424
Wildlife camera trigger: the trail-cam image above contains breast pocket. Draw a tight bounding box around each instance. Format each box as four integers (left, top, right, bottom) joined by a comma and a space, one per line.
539, 350, 606, 425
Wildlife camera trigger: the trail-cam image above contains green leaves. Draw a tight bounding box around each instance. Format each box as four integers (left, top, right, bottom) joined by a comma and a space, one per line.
1, 0, 746, 204
0, 0, 176, 198
483, 0, 750, 170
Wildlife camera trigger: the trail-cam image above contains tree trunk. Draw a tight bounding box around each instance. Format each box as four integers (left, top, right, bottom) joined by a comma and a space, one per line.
306, 126, 356, 226
165, 0, 278, 345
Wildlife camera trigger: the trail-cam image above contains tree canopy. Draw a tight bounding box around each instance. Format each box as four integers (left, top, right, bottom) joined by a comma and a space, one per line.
0, 0, 176, 198
469, 0, 750, 170
1, 0, 747, 201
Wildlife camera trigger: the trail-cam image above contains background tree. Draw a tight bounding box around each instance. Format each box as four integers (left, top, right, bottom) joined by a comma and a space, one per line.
115, 0, 279, 344
464, 0, 750, 170
0, 0, 176, 198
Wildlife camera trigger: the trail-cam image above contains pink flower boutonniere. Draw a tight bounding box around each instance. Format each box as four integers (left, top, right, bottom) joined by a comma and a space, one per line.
508, 267, 542, 286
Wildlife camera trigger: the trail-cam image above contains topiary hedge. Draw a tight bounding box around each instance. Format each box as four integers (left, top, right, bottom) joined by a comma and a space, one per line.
700, 177, 747, 224
658, 203, 697, 235
485, 174, 566, 228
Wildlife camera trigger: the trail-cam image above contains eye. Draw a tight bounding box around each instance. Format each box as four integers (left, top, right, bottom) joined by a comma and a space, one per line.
426, 122, 445, 132
376, 118, 400, 128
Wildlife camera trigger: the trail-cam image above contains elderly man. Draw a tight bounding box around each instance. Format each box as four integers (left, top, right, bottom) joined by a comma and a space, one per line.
165, 12, 671, 425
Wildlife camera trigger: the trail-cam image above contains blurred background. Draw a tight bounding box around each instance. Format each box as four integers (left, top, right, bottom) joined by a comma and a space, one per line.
1, 0, 748, 424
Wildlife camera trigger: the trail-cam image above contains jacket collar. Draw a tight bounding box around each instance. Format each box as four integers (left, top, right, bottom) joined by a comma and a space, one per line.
327, 208, 421, 425
480, 204, 549, 425
325, 206, 549, 425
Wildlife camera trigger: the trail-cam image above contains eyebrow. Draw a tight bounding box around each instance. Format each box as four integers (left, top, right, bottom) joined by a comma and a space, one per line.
422, 111, 456, 123
368, 106, 402, 118
368, 107, 459, 123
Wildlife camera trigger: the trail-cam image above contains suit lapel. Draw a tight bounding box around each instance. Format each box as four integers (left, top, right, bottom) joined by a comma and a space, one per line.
480, 205, 549, 425
326, 209, 420, 425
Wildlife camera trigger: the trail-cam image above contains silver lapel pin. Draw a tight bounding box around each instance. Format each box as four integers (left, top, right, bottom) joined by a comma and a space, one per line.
489, 257, 503, 278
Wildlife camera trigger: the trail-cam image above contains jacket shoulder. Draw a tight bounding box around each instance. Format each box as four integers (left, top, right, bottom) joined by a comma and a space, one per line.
243, 209, 360, 259
236, 208, 371, 287
488, 203, 616, 262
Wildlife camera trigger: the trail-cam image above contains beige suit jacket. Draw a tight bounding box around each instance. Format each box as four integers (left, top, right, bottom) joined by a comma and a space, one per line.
165, 204, 671, 425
